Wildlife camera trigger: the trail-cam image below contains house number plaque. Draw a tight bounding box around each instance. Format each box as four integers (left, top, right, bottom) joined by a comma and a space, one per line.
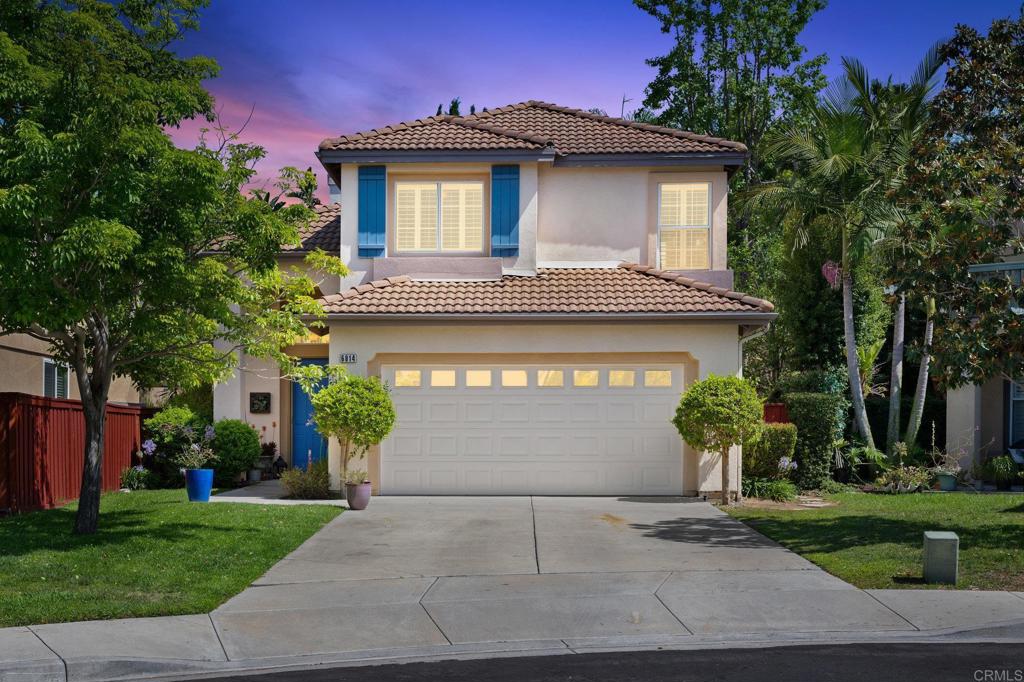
338, 353, 357, 364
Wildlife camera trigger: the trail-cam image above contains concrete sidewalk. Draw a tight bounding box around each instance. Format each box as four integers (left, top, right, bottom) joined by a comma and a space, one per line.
4, 496, 1024, 682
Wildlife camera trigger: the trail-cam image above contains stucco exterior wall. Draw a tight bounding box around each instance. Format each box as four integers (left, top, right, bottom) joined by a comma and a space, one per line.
327, 320, 743, 497
536, 166, 729, 270
0, 334, 143, 404
946, 377, 1007, 468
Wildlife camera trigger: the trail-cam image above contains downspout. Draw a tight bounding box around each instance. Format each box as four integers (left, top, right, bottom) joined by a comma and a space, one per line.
738, 324, 771, 378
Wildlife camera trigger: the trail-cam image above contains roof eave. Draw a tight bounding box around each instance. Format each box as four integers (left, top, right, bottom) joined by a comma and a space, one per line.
313, 311, 777, 322
553, 152, 748, 168
316, 148, 557, 165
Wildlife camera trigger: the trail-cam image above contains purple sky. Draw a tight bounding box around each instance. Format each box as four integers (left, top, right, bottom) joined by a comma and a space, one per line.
169, 0, 1021, 200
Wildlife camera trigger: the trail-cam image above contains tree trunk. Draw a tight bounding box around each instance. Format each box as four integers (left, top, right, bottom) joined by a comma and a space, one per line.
842, 268, 875, 449
74, 393, 108, 535
886, 293, 906, 455
721, 447, 732, 505
903, 316, 934, 448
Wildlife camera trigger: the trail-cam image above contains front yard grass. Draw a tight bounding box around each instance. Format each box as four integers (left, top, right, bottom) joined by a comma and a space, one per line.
0, 489, 341, 627
726, 492, 1024, 590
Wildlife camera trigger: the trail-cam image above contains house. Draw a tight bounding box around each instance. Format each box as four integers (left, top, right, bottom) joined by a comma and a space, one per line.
213, 101, 776, 498
946, 255, 1024, 466
0, 334, 144, 404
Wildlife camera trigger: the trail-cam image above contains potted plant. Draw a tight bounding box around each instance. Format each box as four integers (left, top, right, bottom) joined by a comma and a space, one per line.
343, 469, 371, 510
988, 455, 1017, 491
175, 425, 218, 502
929, 451, 962, 492
305, 367, 396, 511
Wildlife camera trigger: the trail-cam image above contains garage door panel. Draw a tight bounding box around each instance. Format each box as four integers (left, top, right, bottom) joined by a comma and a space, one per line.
381, 364, 684, 495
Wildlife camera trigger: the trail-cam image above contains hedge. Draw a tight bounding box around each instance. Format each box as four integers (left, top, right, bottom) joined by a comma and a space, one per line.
744, 422, 798, 479
211, 419, 262, 486
783, 392, 846, 490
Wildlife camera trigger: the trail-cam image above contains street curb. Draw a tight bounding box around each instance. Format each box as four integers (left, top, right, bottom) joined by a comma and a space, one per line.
8, 616, 1024, 682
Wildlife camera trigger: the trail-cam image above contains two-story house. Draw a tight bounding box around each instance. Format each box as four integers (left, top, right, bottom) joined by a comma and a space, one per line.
213, 101, 776, 498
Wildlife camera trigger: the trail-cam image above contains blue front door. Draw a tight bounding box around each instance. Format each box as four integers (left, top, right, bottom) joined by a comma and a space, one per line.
292, 358, 328, 470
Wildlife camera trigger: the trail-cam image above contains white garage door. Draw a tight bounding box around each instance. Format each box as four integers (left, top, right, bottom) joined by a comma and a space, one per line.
380, 364, 684, 495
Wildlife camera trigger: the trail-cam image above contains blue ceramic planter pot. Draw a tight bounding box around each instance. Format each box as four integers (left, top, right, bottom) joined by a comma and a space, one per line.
185, 468, 214, 502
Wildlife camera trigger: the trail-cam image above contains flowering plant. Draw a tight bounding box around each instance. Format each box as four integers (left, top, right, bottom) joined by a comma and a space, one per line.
171, 425, 218, 470
777, 456, 798, 476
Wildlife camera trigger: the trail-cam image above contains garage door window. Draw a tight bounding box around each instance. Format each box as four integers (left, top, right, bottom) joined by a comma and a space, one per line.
537, 369, 564, 387
430, 370, 456, 387
644, 370, 673, 387
394, 370, 421, 387
609, 370, 635, 387
465, 369, 492, 387
501, 369, 528, 387
573, 370, 600, 387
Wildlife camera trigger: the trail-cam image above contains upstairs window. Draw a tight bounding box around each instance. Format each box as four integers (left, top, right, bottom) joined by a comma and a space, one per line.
43, 359, 69, 398
658, 183, 710, 270
395, 181, 484, 253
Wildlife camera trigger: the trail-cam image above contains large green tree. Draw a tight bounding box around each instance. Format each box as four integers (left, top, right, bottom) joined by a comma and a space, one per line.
896, 14, 1024, 393
0, 0, 343, 533
635, 0, 828, 184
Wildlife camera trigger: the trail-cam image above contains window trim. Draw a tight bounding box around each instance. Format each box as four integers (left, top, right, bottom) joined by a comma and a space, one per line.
43, 358, 70, 399
1010, 379, 1024, 447
656, 181, 712, 271
391, 177, 487, 256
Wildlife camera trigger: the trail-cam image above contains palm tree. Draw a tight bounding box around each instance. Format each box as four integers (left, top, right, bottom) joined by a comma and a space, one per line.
844, 47, 942, 454
747, 50, 941, 453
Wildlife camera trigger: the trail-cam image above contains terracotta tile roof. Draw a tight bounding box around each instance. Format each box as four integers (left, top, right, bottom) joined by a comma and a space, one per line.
318, 263, 773, 317
282, 203, 340, 253
319, 101, 746, 157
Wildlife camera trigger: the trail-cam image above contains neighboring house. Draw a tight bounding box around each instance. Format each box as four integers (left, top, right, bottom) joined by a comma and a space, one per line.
0, 333, 144, 404
946, 252, 1024, 465
214, 101, 776, 497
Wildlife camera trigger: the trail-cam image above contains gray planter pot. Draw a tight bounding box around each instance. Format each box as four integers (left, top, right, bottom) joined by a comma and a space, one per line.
936, 473, 957, 492
247, 468, 262, 484
345, 482, 372, 510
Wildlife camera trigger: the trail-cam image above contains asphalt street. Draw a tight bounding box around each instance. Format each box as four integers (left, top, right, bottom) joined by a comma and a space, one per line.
207, 643, 1024, 682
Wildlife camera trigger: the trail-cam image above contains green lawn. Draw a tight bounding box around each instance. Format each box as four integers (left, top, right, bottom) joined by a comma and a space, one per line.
0, 490, 341, 627
726, 492, 1024, 591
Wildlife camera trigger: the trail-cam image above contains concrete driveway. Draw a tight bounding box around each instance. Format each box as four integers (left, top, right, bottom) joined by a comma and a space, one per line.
208, 496, 921, 659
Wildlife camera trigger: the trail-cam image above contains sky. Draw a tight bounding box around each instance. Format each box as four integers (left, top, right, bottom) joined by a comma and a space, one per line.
169, 0, 1022, 200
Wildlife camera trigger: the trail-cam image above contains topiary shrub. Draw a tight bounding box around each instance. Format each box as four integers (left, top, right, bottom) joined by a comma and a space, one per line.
744, 423, 798, 479
211, 419, 261, 486
280, 459, 331, 499
784, 392, 846, 490
310, 372, 396, 481
673, 374, 763, 504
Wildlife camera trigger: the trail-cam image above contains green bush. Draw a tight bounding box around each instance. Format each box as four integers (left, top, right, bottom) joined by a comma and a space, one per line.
143, 406, 205, 488
164, 383, 214, 424
673, 374, 763, 503
144, 406, 203, 452
986, 455, 1018, 484
119, 466, 157, 490
744, 423, 798, 479
741, 477, 798, 502
211, 419, 261, 486
773, 366, 848, 399
784, 392, 845, 490
280, 459, 331, 499
876, 465, 930, 493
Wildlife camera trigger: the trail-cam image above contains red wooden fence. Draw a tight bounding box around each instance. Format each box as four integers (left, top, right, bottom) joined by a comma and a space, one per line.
0, 393, 154, 512
763, 402, 790, 424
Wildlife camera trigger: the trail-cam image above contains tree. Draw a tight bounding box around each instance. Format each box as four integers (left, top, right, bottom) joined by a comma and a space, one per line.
308, 368, 396, 482
252, 166, 321, 210
0, 0, 346, 533
635, 0, 828, 183
896, 14, 1024, 393
435, 97, 471, 117
672, 374, 763, 504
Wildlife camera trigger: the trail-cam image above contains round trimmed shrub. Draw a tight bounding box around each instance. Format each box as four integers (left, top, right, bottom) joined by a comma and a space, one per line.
211, 419, 261, 486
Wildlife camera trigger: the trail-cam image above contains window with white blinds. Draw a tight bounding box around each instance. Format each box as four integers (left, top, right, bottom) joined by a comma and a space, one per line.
43, 359, 69, 399
395, 181, 484, 253
657, 183, 711, 270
